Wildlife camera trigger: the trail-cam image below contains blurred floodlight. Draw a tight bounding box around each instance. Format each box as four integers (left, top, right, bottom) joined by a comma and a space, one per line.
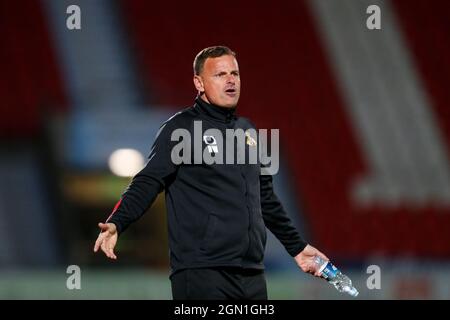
108, 148, 144, 177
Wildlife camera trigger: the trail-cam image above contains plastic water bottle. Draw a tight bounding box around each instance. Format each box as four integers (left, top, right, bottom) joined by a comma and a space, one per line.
314, 256, 359, 297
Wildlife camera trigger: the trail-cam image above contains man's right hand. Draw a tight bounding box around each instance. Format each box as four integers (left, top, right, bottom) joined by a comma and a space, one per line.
93, 222, 118, 260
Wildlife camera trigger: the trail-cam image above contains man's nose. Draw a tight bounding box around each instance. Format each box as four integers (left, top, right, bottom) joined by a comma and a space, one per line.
225, 74, 235, 84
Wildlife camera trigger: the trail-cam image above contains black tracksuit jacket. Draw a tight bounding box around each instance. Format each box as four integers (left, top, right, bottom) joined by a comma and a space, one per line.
107, 97, 307, 274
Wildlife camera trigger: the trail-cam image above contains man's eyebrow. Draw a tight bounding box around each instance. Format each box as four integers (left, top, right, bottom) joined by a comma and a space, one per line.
214, 70, 239, 76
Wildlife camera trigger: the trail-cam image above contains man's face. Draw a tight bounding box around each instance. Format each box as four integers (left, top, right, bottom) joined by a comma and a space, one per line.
193, 55, 241, 108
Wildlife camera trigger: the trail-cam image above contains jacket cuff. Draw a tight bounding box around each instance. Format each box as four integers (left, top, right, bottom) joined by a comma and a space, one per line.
288, 241, 308, 257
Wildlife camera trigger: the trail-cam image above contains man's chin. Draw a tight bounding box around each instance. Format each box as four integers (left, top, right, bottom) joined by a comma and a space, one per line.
222, 99, 239, 109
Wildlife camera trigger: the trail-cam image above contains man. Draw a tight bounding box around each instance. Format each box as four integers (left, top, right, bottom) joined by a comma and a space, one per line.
93, 46, 328, 300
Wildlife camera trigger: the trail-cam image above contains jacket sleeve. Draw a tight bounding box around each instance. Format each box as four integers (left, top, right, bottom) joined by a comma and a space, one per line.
260, 172, 308, 257
106, 120, 178, 234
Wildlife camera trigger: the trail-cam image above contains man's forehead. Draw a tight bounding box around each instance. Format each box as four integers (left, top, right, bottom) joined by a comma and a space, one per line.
204, 55, 239, 72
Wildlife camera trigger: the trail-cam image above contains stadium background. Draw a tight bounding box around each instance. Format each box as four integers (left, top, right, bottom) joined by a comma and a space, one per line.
0, 0, 449, 299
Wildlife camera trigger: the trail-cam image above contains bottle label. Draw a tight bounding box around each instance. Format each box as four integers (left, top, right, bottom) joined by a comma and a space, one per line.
320, 262, 339, 280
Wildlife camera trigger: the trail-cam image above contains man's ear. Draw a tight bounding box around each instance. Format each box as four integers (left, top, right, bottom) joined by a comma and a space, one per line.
193, 75, 204, 93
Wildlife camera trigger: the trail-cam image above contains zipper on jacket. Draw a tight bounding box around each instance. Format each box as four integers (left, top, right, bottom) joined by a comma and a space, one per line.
239, 166, 253, 260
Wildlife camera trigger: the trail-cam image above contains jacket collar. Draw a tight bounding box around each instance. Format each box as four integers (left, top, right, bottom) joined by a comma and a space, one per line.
195, 96, 237, 123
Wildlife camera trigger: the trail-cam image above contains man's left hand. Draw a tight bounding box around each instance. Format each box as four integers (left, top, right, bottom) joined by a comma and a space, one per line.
294, 244, 329, 277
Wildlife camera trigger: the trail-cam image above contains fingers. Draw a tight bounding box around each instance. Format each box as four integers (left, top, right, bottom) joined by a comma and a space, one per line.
313, 253, 328, 277
109, 247, 117, 260
100, 242, 109, 258
300, 260, 315, 274
94, 222, 117, 259
93, 233, 106, 252
105, 242, 117, 259
297, 246, 329, 278
100, 241, 117, 260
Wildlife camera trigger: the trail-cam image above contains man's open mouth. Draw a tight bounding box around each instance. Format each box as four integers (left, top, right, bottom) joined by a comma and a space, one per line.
225, 88, 237, 96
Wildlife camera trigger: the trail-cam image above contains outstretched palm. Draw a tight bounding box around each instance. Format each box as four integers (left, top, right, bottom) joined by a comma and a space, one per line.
93, 222, 118, 260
